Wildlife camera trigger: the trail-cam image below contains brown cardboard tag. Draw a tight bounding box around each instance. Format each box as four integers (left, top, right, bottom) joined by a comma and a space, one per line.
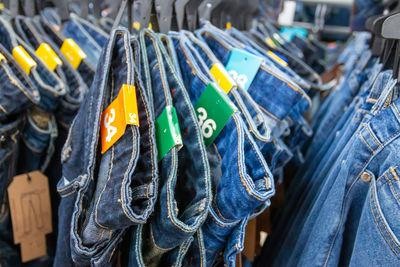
7, 171, 52, 262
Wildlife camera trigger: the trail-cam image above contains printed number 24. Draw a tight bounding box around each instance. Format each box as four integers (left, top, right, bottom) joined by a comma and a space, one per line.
197, 107, 216, 138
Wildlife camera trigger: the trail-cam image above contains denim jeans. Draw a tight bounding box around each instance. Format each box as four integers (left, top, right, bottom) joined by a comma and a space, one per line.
127, 29, 211, 267
63, 13, 109, 69
268, 68, 390, 266
0, 43, 40, 121
195, 26, 311, 136
272, 73, 400, 266
0, 17, 66, 112
54, 27, 158, 266
171, 33, 274, 266
34, 16, 95, 87
226, 27, 311, 91
0, 117, 23, 267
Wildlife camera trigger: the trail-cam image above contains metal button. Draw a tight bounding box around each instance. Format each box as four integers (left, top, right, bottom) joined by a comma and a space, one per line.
360, 172, 372, 182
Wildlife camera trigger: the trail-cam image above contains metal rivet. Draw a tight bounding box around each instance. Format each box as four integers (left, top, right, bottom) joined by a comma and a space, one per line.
360, 172, 372, 182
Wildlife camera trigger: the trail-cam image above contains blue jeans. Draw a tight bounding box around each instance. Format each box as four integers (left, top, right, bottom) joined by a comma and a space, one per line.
63, 13, 109, 69
0, 17, 65, 112
0, 117, 23, 267
34, 16, 95, 87
54, 27, 158, 266
171, 33, 274, 266
195, 26, 310, 136
127, 29, 211, 267
0, 43, 40, 121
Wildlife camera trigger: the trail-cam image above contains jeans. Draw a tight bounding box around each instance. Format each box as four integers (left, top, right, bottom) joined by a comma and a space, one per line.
0, 43, 40, 121
63, 13, 109, 69
171, 34, 274, 266
54, 27, 158, 266
127, 29, 211, 267
195, 26, 310, 136
34, 16, 95, 87
0, 17, 65, 112
0, 117, 23, 267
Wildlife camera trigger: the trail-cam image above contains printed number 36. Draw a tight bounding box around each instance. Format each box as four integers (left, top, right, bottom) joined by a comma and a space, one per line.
197, 107, 216, 138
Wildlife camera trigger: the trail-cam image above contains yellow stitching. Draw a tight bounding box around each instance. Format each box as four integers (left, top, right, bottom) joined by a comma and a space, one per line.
371, 183, 400, 254
366, 124, 381, 147
393, 103, 400, 119
233, 115, 266, 201
260, 65, 312, 107
0, 103, 7, 114
390, 167, 399, 181
166, 151, 196, 233
367, 98, 378, 102
197, 231, 204, 267
359, 131, 375, 153
258, 105, 281, 122
59, 190, 75, 198
151, 62, 159, 72
370, 189, 400, 257
94, 145, 115, 230
150, 223, 170, 251
213, 143, 222, 162
389, 180, 400, 203
120, 126, 138, 222
213, 202, 234, 222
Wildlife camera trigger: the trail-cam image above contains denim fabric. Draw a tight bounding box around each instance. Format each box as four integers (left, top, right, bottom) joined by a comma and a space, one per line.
34, 16, 95, 87
63, 13, 109, 69
0, 117, 23, 267
195, 26, 311, 136
54, 27, 157, 266
14, 15, 88, 128
272, 73, 399, 266
226, 27, 311, 91
306, 49, 371, 162
171, 34, 274, 266
0, 44, 40, 121
127, 30, 211, 267
0, 17, 65, 112
268, 69, 391, 266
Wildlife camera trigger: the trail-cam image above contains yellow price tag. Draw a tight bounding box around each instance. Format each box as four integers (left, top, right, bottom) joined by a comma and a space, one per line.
267, 51, 288, 67
265, 37, 277, 49
210, 62, 236, 94
12, 46, 37, 75
226, 22, 232, 29
101, 84, 140, 154
133, 22, 141, 31
36, 43, 63, 71
60, 39, 87, 69
0, 53, 6, 62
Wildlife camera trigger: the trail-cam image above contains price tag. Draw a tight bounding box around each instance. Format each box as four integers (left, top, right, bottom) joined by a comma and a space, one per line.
225, 48, 263, 91
209, 62, 236, 94
0, 52, 6, 62
194, 83, 238, 146
60, 39, 87, 69
133, 22, 141, 30
12, 46, 37, 75
226, 22, 232, 29
36, 43, 63, 71
101, 84, 140, 154
7, 171, 52, 262
155, 106, 183, 161
265, 37, 277, 49
267, 51, 288, 67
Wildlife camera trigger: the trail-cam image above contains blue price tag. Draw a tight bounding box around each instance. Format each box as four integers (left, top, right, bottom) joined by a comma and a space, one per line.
280, 26, 308, 42
225, 48, 263, 91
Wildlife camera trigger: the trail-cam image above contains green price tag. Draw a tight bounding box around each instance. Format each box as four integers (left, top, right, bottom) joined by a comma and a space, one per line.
194, 83, 238, 147
155, 106, 183, 161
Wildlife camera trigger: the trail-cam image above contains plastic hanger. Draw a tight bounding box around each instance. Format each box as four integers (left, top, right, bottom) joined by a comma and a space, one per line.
175, 0, 190, 30
155, 0, 175, 33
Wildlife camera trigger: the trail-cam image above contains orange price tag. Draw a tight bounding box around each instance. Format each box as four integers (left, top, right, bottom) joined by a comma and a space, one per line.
101, 84, 139, 154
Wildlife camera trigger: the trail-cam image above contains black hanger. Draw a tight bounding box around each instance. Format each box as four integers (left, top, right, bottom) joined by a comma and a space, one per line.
381, 12, 400, 79
186, 0, 201, 31
198, 0, 222, 24
154, 0, 175, 33
175, 0, 190, 30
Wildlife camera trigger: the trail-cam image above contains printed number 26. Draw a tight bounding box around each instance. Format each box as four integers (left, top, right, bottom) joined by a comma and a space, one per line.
197, 107, 216, 138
